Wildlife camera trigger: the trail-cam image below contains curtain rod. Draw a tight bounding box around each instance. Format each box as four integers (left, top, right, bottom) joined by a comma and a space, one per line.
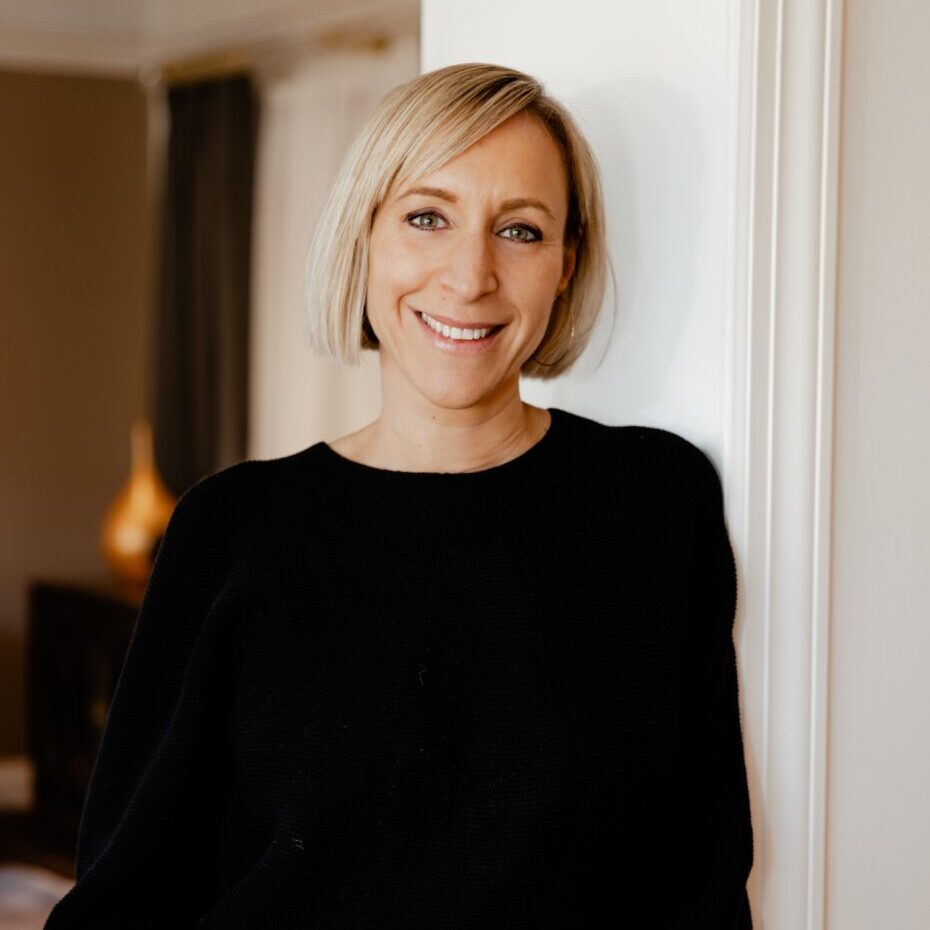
139, 25, 394, 87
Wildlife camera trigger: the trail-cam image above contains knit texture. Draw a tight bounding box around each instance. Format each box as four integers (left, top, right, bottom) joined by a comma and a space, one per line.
44, 406, 754, 928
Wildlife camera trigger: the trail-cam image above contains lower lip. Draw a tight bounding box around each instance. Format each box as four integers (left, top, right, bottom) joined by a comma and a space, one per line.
412, 309, 505, 354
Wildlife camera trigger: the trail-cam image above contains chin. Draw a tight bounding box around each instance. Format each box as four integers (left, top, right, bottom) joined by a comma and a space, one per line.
413, 377, 499, 412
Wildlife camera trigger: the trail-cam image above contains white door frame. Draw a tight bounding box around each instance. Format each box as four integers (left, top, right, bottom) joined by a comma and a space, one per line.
727, 1, 845, 926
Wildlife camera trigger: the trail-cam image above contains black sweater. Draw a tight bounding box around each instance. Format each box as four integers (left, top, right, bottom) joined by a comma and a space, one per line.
44, 406, 754, 928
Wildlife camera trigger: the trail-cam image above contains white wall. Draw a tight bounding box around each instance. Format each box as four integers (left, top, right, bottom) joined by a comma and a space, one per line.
828, 1, 930, 927
421, 0, 756, 911
424, 1, 930, 928
422, 0, 739, 466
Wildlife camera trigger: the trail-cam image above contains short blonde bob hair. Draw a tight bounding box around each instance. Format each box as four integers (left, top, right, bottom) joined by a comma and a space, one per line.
304, 62, 612, 379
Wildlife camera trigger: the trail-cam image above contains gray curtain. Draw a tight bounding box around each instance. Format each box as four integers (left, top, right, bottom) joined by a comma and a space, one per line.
152, 72, 258, 498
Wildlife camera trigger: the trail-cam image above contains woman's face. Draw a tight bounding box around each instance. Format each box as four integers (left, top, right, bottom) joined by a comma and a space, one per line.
366, 111, 576, 412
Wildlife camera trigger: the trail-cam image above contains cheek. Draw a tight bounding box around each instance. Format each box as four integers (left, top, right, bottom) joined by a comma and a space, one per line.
511, 260, 565, 319
368, 239, 426, 300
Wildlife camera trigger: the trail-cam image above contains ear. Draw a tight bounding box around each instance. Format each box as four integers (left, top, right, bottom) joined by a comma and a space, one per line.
557, 243, 577, 296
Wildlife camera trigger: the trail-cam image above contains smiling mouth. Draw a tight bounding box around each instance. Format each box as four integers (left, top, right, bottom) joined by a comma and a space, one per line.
414, 309, 505, 342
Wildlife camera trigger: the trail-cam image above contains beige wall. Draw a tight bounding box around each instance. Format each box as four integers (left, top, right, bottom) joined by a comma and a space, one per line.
828, 1, 930, 927
0, 70, 150, 754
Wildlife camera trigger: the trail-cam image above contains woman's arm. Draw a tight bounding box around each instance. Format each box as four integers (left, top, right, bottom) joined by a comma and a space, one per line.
44, 475, 236, 929
662, 445, 755, 928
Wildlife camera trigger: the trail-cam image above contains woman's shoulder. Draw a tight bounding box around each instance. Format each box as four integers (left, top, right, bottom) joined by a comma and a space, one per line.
553, 407, 719, 489
194, 441, 331, 496
174, 449, 315, 542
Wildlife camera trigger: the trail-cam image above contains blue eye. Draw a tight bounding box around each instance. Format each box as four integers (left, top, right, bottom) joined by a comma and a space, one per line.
405, 210, 541, 243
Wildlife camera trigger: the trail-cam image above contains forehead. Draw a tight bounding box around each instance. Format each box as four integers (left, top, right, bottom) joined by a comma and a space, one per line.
391, 113, 569, 213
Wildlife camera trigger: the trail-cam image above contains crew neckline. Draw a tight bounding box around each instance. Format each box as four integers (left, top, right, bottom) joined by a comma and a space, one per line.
315, 406, 565, 480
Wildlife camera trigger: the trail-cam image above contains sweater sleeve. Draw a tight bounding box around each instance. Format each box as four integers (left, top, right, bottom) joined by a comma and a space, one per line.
661, 446, 755, 929
44, 476, 236, 930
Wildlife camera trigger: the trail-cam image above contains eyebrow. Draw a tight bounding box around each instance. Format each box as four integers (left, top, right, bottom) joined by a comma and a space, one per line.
397, 185, 557, 222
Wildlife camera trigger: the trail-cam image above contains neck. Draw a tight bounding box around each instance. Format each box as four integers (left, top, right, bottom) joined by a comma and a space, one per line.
349, 384, 551, 474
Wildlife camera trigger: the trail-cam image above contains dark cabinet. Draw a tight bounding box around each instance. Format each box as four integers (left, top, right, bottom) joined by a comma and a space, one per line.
25, 580, 140, 839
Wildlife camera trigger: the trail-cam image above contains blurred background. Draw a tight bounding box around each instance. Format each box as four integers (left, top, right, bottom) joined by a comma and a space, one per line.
1, 1, 929, 928
0, 0, 417, 924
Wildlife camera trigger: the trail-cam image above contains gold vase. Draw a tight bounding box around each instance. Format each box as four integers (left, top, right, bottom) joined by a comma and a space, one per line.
100, 417, 177, 592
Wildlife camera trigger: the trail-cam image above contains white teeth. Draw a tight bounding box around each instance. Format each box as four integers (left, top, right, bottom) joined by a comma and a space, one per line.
419, 311, 493, 341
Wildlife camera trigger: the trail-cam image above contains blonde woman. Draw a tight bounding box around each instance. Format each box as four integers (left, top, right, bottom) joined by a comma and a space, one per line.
46, 63, 754, 928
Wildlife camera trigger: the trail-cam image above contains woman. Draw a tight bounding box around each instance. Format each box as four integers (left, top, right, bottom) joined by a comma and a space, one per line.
46, 63, 754, 928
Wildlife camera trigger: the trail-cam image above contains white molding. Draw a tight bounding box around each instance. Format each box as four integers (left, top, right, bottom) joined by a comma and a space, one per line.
728, 0, 845, 926
0, 26, 149, 76
0, 0, 418, 78
808, 2, 843, 926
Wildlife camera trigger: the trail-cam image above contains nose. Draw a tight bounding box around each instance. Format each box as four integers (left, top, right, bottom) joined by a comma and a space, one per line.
437, 228, 499, 303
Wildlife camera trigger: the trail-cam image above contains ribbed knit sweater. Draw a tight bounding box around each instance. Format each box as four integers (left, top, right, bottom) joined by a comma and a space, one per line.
44, 406, 754, 928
